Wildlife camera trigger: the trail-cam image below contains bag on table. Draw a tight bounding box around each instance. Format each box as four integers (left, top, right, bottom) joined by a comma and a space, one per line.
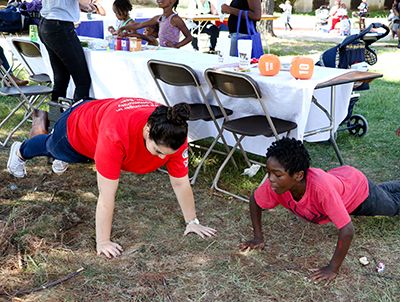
235, 10, 264, 59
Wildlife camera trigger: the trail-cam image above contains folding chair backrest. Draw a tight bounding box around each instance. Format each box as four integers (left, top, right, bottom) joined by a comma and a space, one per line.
11, 38, 42, 75
12, 39, 42, 57
148, 59, 200, 87
205, 69, 262, 99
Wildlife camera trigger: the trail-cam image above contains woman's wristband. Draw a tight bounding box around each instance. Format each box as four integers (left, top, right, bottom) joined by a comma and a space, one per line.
186, 218, 200, 225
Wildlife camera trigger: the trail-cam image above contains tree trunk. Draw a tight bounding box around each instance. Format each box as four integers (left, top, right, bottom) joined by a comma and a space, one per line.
264, 0, 276, 37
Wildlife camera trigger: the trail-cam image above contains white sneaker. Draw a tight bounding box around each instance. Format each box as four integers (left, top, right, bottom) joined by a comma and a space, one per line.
7, 141, 26, 178
52, 159, 69, 175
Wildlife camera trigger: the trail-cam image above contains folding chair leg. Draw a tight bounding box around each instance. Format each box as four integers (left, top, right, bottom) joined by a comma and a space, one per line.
211, 135, 249, 202
190, 134, 221, 185
0, 109, 34, 147
329, 135, 344, 165
0, 101, 27, 129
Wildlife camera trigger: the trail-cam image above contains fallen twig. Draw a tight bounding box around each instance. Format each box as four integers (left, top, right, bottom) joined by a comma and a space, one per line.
0, 267, 84, 297
32, 175, 48, 192
162, 277, 173, 302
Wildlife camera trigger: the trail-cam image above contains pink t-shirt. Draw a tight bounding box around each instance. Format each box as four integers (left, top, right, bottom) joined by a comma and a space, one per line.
67, 98, 189, 180
254, 166, 369, 229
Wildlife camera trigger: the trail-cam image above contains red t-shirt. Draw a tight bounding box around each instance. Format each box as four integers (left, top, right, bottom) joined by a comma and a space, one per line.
254, 166, 369, 229
66, 97, 189, 180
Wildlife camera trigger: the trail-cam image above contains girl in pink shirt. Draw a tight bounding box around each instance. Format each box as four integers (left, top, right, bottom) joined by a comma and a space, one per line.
118, 0, 192, 48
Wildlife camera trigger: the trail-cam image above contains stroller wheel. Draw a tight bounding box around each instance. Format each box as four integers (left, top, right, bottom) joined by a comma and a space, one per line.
347, 114, 368, 137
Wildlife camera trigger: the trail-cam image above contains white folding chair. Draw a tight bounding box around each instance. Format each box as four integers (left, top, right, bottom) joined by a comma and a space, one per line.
0, 59, 52, 146
205, 68, 297, 202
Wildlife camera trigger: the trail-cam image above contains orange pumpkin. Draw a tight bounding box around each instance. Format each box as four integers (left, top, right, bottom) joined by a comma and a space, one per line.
290, 57, 314, 80
258, 54, 281, 76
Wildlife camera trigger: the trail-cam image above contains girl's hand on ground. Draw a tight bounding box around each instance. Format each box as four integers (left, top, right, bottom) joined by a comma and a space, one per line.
184, 224, 217, 238
396, 127, 400, 136
239, 238, 265, 251
97, 240, 123, 258
309, 266, 338, 284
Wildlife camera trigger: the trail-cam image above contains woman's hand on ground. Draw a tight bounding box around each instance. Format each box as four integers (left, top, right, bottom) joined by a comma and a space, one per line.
239, 238, 265, 251
184, 223, 217, 238
309, 266, 338, 283
96, 240, 123, 258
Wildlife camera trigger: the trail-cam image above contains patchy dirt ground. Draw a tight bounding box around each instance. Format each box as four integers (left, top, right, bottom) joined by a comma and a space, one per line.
1, 143, 399, 302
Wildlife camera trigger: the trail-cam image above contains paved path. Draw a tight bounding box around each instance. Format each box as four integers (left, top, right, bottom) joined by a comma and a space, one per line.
271, 15, 391, 43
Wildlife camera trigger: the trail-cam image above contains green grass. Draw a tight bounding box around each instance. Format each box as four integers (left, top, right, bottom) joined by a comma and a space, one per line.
0, 39, 399, 301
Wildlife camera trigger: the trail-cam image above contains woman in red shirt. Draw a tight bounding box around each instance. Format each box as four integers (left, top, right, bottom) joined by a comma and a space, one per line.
7, 98, 217, 258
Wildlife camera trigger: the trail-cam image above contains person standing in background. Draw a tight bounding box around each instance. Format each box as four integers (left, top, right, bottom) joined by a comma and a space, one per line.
280, 0, 293, 31
188, 0, 220, 53
221, 0, 261, 56
39, 0, 92, 103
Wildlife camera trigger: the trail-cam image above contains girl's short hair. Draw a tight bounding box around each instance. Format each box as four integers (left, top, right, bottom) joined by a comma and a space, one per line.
113, 0, 132, 13
147, 103, 190, 150
266, 137, 311, 176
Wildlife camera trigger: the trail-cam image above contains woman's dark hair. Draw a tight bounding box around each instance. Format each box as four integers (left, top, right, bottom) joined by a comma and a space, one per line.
266, 137, 311, 176
113, 0, 132, 13
147, 103, 190, 150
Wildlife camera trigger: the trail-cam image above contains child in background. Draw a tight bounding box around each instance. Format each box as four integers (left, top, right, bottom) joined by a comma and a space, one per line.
357, 0, 369, 17
281, 0, 293, 31
143, 24, 159, 46
108, 0, 136, 35
240, 138, 400, 283
117, 0, 192, 48
340, 14, 351, 36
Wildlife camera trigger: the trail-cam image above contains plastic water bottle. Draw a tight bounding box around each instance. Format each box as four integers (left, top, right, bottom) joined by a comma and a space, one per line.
29, 25, 39, 42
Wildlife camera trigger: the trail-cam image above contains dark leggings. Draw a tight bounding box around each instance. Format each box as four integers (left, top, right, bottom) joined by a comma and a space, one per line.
191, 22, 220, 51
352, 179, 400, 216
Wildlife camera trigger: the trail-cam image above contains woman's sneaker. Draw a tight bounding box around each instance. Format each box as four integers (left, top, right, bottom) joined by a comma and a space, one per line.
52, 159, 69, 175
7, 142, 26, 178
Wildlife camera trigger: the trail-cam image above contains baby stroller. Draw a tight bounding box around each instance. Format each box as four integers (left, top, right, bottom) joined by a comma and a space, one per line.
316, 22, 389, 137
315, 5, 330, 32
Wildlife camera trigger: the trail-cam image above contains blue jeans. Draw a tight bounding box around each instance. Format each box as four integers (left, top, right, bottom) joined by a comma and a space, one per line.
20, 100, 91, 163
352, 179, 400, 216
39, 18, 91, 102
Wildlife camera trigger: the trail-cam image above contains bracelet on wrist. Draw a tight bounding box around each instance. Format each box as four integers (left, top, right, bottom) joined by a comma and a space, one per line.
186, 218, 200, 225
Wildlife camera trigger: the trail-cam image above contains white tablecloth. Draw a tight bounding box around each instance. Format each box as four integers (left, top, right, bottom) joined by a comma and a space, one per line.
38, 45, 353, 156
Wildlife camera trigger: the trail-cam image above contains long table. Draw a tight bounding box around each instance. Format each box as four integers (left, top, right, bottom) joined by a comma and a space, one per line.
36, 45, 362, 157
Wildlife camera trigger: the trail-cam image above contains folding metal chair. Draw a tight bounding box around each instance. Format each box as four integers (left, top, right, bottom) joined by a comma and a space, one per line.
11, 38, 52, 85
147, 59, 233, 185
0, 58, 52, 147
204, 68, 298, 202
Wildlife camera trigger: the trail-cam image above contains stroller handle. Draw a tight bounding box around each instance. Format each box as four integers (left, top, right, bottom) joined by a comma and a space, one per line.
339, 23, 390, 48
369, 23, 390, 40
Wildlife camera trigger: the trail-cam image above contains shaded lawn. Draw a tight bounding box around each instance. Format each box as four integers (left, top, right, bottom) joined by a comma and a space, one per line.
0, 39, 399, 301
